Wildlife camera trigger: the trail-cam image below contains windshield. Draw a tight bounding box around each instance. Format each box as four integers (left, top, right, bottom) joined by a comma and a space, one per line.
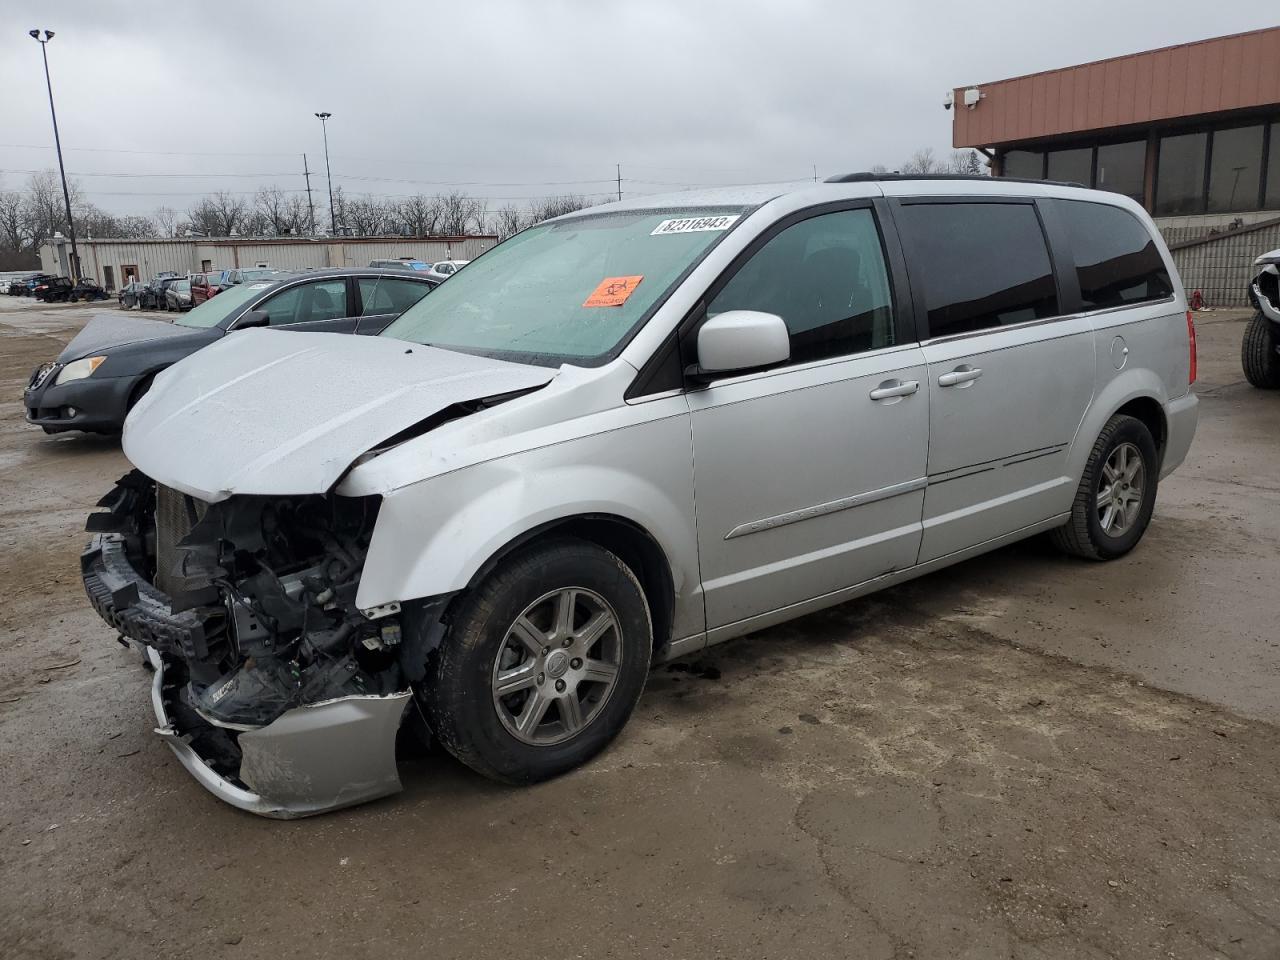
380, 207, 746, 364
176, 281, 274, 328
240, 268, 278, 281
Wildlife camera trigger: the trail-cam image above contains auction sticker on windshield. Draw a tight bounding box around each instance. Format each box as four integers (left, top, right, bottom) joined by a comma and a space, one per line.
651, 215, 739, 236
584, 275, 643, 307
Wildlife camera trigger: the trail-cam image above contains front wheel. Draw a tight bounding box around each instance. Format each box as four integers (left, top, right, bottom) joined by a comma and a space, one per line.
1052, 414, 1160, 561
1242, 312, 1280, 388
423, 538, 652, 784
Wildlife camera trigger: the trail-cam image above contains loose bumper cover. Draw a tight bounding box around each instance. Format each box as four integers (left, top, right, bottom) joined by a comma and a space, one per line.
83, 534, 411, 819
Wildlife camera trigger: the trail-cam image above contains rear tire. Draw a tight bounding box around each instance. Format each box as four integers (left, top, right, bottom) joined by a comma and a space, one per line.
423, 538, 652, 784
1242, 312, 1280, 388
1051, 414, 1159, 561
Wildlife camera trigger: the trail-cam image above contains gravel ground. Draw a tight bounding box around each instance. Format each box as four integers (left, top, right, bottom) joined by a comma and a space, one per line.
1, 299, 1277, 960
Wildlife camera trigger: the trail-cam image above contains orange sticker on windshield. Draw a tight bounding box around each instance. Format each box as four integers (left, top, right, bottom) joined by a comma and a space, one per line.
583, 275, 643, 307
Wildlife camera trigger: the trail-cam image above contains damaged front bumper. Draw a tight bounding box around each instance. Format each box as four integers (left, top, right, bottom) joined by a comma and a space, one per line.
145, 643, 410, 819
81, 478, 420, 819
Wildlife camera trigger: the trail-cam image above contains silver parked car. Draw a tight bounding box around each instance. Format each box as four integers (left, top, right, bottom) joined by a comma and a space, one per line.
83, 175, 1198, 817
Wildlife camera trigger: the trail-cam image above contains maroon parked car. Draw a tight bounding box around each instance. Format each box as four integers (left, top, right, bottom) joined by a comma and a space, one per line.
189, 271, 224, 305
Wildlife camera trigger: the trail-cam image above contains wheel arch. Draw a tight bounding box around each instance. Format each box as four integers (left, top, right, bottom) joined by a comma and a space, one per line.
462, 514, 677, 655
1068, 371, 1170, 483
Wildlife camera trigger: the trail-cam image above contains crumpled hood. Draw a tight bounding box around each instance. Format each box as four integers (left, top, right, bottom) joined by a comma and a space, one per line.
123, 328, 556, 502
58, 314, 195, 362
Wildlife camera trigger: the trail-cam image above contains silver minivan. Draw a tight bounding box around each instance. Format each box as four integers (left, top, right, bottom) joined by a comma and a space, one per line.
84, 175, 1198, 817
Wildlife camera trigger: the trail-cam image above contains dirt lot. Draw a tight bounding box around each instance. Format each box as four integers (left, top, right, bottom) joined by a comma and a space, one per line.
1, 298, 1278, 960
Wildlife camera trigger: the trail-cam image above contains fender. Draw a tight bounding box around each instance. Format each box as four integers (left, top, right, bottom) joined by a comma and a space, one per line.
354, 416, 703, 641
1064, 366, 1169, 486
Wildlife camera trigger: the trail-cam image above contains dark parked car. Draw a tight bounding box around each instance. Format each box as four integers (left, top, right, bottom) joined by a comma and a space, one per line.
23, 269, 437, 434
21, 274, 56, 297
138, 276, 183, 311
69, 278, 110, 302
118, 281, 145, 309
164, 277, 192, 312
33, 276, 74, 302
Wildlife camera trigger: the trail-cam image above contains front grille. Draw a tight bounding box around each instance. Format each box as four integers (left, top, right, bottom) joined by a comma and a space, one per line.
28, 362, 56, 390
1258, 270, 1279, 314
154, 484, 208, 596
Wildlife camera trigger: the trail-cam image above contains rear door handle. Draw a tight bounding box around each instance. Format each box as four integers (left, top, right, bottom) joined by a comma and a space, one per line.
938, 366, 983, 387
868, 379, 920, 401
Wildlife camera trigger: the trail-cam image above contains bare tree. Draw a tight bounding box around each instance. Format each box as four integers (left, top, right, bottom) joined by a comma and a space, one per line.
152, 205, 178, 237
254, 186, 293, 236
22, 169, 80, 248
438, 191, 485, 235
0, 187, 34, 269
869, 163, 891, 175
329, 185, 349, 235
188, 191, 248, 236
527, 194, 592, 224
947, 149, 987, 176
492, 203, 527, 240
393, 194, 442, 236
901, 147, 939, 175
283, 194, 314, 235
344, 196, 392, 236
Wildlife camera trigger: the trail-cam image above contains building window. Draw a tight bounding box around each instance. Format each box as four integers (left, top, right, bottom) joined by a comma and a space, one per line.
1265, 124, 1280, 210
1208, 125, 1264, 213
1155, 132, 1208, 216
1095, 141, 1146, 204
1047, 147, 1092, 186
1003, 150, 1044, 179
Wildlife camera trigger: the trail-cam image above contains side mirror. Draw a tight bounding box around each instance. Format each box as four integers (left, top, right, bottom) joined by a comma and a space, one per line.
692, 310, 789, 379
234, 310, 270, 330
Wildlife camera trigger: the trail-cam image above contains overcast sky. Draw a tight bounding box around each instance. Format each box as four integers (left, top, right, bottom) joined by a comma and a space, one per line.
2, 1, 1274, 216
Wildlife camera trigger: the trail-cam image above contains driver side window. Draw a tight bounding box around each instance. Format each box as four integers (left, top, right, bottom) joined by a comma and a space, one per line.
708, 208, 895, 366
259, 280, 348, 325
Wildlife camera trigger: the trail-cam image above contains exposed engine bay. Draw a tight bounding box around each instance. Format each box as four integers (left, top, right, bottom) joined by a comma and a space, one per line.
82, 471, 442, 815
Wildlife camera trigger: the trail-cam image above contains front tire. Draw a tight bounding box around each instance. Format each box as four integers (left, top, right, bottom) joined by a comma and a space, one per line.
1242, 312, 1280, 388
423, 538, 652, 784
1052, 414, 1160, 561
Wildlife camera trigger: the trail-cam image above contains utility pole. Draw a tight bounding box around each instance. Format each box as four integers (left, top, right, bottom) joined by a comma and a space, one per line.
302, 153, 317, 235
29, 29, 80, 280
315, 112, 335, 234
616, 163, 622, 202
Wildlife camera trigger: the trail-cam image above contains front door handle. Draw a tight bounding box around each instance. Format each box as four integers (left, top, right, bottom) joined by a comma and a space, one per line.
868, 379, 920, 401
938, 365, 983, 388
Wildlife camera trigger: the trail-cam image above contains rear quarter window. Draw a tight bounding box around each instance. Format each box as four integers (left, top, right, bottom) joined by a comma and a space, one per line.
1058, 200, 1173, 309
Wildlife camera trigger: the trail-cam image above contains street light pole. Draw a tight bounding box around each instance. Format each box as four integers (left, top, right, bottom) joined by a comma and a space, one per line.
315, 112, 335, 235
29, 29, 81, 280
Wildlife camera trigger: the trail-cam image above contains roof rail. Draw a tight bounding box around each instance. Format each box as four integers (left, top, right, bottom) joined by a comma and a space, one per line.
824, 172, 1087, 189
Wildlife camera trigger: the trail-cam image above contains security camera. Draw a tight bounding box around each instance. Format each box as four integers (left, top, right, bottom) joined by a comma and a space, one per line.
943, 91, 954, 111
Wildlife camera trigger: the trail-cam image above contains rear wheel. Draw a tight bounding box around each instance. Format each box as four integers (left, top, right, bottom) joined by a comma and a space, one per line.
1242, 312, 1280, 388
423, 538, 652, 784
1052, 414, 1159, 561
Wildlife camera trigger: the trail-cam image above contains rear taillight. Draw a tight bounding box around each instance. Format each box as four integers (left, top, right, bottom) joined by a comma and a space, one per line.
1186, 310, 1197, 385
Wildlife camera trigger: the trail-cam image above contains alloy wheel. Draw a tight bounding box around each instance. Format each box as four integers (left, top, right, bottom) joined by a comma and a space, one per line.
1096, 441, 1145, 536
491, 587, 622, 746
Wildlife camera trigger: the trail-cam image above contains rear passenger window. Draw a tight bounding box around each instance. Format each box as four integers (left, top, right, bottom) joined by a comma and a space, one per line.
708, 208, 895, 365
359, 277, 432, 315
896, 202, 1059, 338
1058, 201, 1173, 309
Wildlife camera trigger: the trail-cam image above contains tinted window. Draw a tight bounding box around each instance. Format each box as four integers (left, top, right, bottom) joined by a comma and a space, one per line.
1156, 132, 1208, 215
708, 208, 895, 364
359, 277, 432, 315
1268, 127, 1280, 210
259, 279, 348, 325
1059, 201, 1173, 309
1208, 125, 1264, 213
1047, 148, 1092, 185
1003, 151, 1043, 179
895, 202, 1059, 338
1096, 141, 1146, 203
